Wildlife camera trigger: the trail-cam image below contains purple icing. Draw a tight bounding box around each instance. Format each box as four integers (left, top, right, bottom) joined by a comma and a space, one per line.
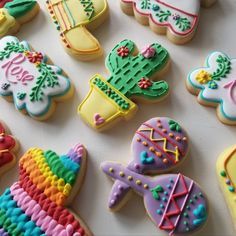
101, 162, 208, 235
129, 117, 188, 174
0, 228, 8, 236
67, 144, 84, 164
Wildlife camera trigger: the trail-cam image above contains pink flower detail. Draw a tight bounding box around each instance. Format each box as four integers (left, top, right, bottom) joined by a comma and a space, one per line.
138, 78, 152, 89
141, 45, 156, 58
117, 46, 129, 57
26, 52, 43, 64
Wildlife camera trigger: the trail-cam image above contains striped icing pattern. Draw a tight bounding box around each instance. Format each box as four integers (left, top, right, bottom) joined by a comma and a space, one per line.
0, 145, 88, 236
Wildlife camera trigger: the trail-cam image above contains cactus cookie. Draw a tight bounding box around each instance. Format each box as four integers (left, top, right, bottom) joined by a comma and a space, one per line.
0, 36, 74, 120
0, 143, 92, 236
120, 0, 215, 44
0, 121, 19, 176
217, 145, 236, 231
0, 0, 40, 37
101, 117, 209, 235
78, 40, 170, 131
46, 0, 109, 61
186, 51, 236, 125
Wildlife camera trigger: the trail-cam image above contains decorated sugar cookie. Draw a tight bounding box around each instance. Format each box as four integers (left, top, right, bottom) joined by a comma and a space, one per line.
216, 145, 236, 231
0, 143, 92, 235
0, 36, 74, 120
78, 40, 170, 131
101, 117, 209, 235
46, 0, 109, 61
120, 0, 216, 44
0, 0, 40, 37
0, 121, 19, 176
186, 52, 236, 125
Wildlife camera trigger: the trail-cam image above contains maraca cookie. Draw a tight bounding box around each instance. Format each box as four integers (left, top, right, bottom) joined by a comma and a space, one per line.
0, 143, 92, 235
101, 117, 208, 235
187, 51, 236, 125
120, 0, 215, 44
46, 0, 109, 61
0, 121, 19, 176
0, 36, 74, 120
78, 39, 170, 131
0, 0, 40, 37
216, 145, 236, 231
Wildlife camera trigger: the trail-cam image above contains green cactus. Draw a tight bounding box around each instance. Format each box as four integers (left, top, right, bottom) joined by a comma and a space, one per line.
105, 39, 169, 101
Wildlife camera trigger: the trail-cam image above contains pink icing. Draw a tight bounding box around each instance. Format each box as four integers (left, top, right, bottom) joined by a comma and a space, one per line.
10, 182, 80, 236
1, 54, 34, 85
141, 46, 156, 58
223, 80, 236, 104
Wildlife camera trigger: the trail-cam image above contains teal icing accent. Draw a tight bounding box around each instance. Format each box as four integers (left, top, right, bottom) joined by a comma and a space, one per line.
140, 151, 154, 164
0, 188, 45, 235
60, 155, 80, 173
62, 0, 76, 27
0, 37, 71, 118
192, 204, 207, 226
187, 51, 236, 121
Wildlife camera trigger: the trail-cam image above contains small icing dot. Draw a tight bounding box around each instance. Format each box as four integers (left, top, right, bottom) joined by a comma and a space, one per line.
142, 141, 148, 146
167, 184, 172, 189
110, 199, 115, 205
157, 209, 162, 215
199, 192, 203, 197
163, 159, 168, 164
170, 178, 174, 183
109, 168, 113, 173
136, 180, 142, 185
155, 152, 162, 157
118, 185, 123, 191
164, 191, 168, 196
128, 176, 133, 181
0, 136, 4, 142
186, 205, 190, 210
184, 221, 188, 225
184, 212, 188, 218
137, 138, 141, 142
220, 170, 226, 177
162, 197, 167, 202
229, 186, 235, 192
190, 199, 194, 204
149, 147, 155, 152
144, 184, 149, 189
160, 204, 165, 209
186, 227, 190, 232
183, 137, 187, 141
162, 129, 167, 133
226, 179, 230, 185
157, 119, 161, 123
169, 133, 174, 137
119, 172, 125, 177
157, 124, 163, 128
193, 194, 198, 200
114, 192, 119, 197
175, 136, 181, 141
134, 164, 140, 169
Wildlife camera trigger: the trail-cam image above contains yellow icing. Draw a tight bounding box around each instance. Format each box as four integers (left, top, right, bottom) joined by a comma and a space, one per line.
47, 0, 108, 56
78, 74, 137, 130
0, 9, 16, 37
216, 145, 236, 229
23, 148, 72, 197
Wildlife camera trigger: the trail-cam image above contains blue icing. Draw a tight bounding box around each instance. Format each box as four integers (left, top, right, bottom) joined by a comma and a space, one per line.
60, 155, 80, 173
140, 151, 154, 165
192, 204, 207, 226
0, 188, 45, 235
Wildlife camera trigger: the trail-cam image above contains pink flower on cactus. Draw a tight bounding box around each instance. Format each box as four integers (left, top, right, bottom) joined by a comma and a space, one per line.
26, 52, 43, 64
141, 45, 156, 58
138, 78, 153, 89
117, 46, 129, 57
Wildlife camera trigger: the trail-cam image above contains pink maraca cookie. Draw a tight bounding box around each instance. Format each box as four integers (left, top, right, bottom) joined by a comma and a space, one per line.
129, 117, 189, 174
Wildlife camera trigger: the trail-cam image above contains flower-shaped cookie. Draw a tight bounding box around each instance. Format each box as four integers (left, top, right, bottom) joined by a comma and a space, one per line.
187, 52, 236, 125
0, 144, 92, 235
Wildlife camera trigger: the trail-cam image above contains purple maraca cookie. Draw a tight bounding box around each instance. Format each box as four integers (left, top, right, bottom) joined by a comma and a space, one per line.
129, 117, 188, 174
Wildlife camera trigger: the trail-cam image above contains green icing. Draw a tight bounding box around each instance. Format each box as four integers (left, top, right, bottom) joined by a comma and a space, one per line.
168, 120, 181, 132
156, 9, 171, 22
93, 77, 130, 110
150, 185, 164, 200
106, 39, 169, 100
211, 55, 231, 81
0, 209, 23, 236
141, 0, 151, 9
29, 63, 59, 102
79, 0, 95, 20
175, 17, 191, 31
5, 0, 37, 19
44, 151, 77, 185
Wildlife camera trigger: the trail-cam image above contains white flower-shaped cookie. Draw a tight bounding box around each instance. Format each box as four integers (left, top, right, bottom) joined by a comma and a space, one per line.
0, 36, 73, 120
187, 51, 236, 125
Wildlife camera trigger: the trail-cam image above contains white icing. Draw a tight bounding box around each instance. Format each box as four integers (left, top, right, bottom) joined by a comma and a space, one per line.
0, 36, 71, 117
188, 52, 236, 120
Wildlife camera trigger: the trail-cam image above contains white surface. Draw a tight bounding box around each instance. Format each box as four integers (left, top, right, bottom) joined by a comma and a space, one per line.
0, 0, 235, 235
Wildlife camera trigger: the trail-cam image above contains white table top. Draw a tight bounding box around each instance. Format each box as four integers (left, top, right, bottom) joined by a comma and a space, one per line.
0, 0, 235, 235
